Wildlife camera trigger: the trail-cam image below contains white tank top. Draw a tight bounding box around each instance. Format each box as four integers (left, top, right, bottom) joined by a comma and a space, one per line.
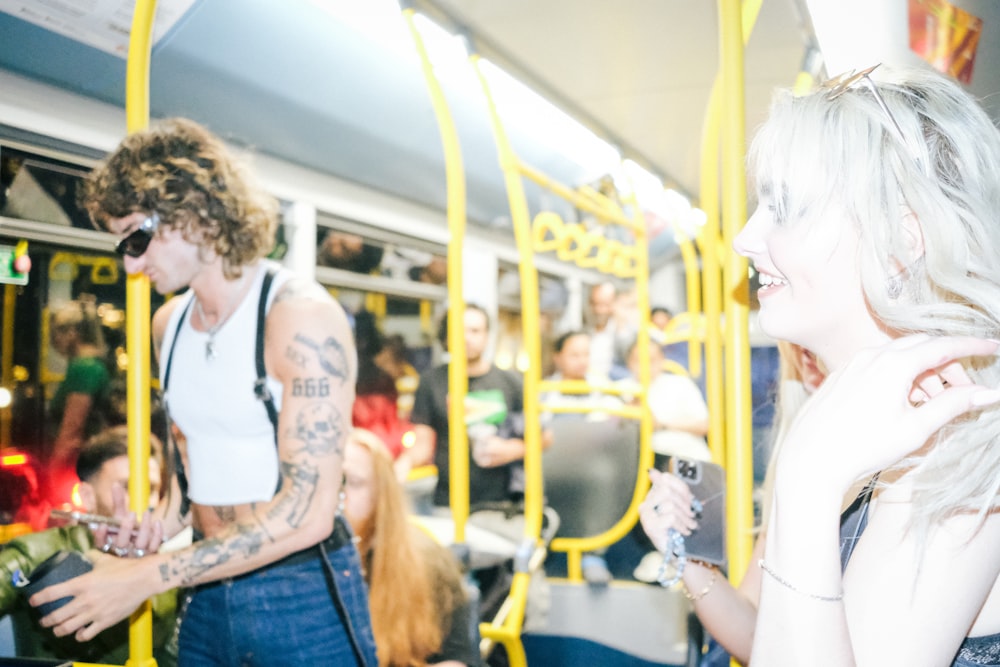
160, 261, 292, 505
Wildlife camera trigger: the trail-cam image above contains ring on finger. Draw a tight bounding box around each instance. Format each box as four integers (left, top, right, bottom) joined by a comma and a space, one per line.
112, 545, 129, 558
132, 548, 146, 558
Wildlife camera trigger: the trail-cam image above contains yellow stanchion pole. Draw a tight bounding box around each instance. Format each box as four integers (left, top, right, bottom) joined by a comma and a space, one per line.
1, 284, 15, 448
718, 0, 754, 599
122, 1, 157, 666
402, 7, 471, 547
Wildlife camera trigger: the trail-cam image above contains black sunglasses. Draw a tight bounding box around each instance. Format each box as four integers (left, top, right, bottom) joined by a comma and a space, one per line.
115, 213, 160, 258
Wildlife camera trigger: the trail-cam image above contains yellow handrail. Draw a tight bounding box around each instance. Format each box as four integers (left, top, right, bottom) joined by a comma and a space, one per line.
122, 1, 157, 666
402, 2, 473, 558
719, 0, 755, 595
1, 284, 14, 448
470, 54, 547, 658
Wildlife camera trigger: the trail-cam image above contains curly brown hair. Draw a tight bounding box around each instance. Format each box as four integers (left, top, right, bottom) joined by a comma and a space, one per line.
81, 118, 278, 278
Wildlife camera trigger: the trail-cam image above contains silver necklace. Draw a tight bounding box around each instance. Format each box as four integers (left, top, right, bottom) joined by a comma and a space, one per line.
193, 298, 223, 361
192, 273, 253, 362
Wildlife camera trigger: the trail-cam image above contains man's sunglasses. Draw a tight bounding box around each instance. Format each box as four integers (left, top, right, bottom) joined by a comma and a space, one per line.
115, 213, 160, 258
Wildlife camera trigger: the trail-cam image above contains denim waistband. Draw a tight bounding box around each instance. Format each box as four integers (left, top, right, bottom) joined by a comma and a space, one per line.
273, 518, 354, 569
196, 516, 354, 588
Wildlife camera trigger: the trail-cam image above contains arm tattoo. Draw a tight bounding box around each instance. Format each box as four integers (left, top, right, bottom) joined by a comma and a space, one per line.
293, 403, 344, 456
159, 524, 265, 586
293, 333, 349, 384
285, 345, 309, 369
267, 458, 320, 528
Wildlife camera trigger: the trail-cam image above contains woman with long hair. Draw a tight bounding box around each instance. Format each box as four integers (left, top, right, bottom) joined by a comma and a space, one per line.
343, 428, 480, 667
734, 66, 1000, 665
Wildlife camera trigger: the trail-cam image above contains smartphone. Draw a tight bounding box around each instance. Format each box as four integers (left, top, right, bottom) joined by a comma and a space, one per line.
50, 509, 140, 538
669, 457, 726, 567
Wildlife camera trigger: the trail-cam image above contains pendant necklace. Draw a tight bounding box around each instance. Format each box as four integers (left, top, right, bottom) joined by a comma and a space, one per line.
192, 272, 252, 362
193, 298, 223, 361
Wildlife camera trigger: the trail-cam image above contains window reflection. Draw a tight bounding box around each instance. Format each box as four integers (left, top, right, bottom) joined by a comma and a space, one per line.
316, 229, 447, 286
0, 147, 93, 230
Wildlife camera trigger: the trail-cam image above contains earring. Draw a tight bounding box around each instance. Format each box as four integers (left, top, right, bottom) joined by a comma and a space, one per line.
887, 274, 903, 299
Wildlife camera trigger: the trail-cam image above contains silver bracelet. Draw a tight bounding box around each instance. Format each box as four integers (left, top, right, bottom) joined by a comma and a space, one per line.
758, 559, 843, 602
657, 528, 686, 587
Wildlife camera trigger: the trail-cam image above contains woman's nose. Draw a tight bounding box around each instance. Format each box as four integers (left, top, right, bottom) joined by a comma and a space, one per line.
732, 207, 764, 258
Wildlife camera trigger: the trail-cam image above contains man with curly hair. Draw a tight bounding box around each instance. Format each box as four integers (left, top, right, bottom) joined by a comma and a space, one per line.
29, 118, 377, 666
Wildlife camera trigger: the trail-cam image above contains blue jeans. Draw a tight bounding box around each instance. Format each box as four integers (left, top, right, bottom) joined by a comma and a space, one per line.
177, 541, 377, 667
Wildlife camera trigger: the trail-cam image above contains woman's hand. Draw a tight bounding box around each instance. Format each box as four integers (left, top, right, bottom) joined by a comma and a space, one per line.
639, 468, 700, 553
776, 335, 1000, 492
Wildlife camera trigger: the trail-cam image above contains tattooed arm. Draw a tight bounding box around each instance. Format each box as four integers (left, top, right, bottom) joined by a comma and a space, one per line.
34, 278, 357, 641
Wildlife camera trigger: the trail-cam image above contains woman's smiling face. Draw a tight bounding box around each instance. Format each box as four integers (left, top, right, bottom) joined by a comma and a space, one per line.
734, 193, 885, 369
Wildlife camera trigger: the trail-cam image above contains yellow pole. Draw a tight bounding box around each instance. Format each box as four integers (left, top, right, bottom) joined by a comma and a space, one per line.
718, 0, 754, 590
1, 284, 15, 448
403, 9, 470, 543
675, 234, 703, 378
124, 1, 156, 665
471, 54, 547, 557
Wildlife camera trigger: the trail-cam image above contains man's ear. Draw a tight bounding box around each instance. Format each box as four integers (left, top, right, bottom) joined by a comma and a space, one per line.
77, 481, 96, 513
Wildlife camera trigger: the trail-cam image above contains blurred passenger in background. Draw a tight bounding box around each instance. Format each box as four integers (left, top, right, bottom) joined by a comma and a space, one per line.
353, 312, 414, 459
46, 298, 112, 504
317, 230, 384, 274
0, 426, 175, 666
374, 333, 420, 421
541, 330, 622, 424
627, 340, 708, 465
585, 282, 634, 381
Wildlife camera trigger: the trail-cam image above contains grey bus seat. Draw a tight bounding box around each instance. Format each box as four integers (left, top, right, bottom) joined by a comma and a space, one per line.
542, 418, 640, 539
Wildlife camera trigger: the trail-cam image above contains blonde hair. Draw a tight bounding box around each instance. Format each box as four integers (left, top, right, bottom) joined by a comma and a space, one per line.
751, 66, 1000, 535
349, 429, 465, 666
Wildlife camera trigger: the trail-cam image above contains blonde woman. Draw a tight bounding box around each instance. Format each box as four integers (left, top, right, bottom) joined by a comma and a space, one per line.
737, 66, 1000, 666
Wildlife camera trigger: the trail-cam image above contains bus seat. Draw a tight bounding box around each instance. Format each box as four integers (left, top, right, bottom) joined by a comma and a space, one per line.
542, 418, 640, 539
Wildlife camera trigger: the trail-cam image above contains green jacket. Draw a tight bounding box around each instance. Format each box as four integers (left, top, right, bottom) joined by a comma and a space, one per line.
0, 524, 177, 666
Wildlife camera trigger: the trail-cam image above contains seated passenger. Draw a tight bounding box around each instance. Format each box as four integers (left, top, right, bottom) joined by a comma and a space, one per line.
343, 428, 480, 667
353, 312, 415, 458
374, 334, 420, 420
0, 426, 177, 666
626, 340, 709, 464
541, 330, 623, 422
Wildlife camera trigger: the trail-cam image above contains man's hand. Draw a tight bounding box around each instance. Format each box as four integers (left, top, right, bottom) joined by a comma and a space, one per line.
32, 552, 162, 642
